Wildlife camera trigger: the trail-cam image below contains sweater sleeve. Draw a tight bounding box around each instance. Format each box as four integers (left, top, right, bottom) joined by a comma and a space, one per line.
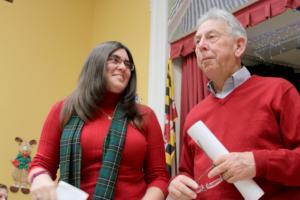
253, 84, 300, 186
141, 106, 170, 197
177, 121, 195, 179
29, 101, 64, 180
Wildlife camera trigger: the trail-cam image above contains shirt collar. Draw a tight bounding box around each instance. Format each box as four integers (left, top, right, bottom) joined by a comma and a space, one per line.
207, 66, 251, 97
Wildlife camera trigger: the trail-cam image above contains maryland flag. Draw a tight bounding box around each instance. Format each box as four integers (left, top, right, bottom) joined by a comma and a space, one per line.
164, 59, 178, 175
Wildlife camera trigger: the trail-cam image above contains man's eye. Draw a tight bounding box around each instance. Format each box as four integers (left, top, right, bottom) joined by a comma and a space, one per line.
208, 34, 218, 42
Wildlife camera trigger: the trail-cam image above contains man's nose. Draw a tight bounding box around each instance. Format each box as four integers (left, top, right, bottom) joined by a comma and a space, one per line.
196, 38, 208, 51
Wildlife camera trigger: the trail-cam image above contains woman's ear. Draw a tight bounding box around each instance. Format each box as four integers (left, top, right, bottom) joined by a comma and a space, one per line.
234, 37, 246, 57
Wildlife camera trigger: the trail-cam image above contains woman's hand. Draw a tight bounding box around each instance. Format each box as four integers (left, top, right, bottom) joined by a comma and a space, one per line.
29, 169, 57, 200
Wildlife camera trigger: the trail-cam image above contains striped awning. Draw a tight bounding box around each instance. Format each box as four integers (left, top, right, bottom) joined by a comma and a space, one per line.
170, 0, 300, 59
168, 0, 250, 41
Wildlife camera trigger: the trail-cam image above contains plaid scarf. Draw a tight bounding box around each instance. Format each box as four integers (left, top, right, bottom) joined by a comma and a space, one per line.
60, 104, 128, 200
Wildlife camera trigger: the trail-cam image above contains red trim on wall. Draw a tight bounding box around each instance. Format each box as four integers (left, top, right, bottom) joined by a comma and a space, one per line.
170, 32, 195, 59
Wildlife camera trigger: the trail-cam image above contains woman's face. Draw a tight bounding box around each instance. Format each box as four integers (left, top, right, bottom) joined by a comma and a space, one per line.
104, 48, 133, 93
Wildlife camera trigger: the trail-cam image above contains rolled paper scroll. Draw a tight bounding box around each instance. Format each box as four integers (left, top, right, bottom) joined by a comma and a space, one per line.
188, 121, 264, 200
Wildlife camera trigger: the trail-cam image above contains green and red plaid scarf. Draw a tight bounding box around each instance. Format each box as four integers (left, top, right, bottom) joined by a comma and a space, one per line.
60, 104, 128, 200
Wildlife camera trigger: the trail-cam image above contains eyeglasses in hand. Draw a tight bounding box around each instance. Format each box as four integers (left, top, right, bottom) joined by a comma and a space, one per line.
195, 165, 223, 193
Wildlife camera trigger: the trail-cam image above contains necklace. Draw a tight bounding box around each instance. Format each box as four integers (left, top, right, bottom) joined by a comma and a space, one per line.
100, 109, 113, 120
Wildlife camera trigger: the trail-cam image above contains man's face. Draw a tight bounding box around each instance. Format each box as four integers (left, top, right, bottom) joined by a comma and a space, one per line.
0, 188, 8, 200
194, 19, 241, 81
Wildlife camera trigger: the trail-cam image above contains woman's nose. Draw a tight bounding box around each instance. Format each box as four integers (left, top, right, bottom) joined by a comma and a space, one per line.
116, 61, 127, 70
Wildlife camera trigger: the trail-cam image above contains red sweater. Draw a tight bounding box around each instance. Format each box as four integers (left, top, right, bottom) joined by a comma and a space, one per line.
29, 93, 169, 199
180, 75, 300, 199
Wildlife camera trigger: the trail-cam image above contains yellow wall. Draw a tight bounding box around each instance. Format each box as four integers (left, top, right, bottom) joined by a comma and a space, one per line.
0, 1, 94, 199
0, 1, 150, 199
0, 0, 150, 199
91, 0, 150, 103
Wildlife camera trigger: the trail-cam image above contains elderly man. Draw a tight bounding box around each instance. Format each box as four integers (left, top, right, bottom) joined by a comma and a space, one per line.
168, 8, 300, 200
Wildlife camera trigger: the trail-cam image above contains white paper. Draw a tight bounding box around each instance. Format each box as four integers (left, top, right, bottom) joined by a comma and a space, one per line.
56, 181, 89, 200
188, 121, 264, 200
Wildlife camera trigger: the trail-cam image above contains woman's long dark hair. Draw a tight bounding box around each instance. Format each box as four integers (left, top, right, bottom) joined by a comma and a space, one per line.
60, 41, 142, 129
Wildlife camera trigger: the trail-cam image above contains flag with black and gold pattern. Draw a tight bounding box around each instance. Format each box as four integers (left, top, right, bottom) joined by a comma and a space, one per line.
164, 59, 178, 175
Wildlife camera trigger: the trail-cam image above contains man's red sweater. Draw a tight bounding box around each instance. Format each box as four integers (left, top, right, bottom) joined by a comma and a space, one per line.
180, 75, 300, 199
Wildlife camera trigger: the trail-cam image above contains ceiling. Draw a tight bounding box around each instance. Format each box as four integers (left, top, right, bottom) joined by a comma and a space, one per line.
243, 9, 300, 73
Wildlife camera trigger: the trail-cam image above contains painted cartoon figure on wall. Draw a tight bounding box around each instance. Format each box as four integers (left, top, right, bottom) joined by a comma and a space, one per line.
10, 137, 36, 194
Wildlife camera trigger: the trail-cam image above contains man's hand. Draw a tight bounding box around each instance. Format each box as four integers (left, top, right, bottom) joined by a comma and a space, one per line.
168, 175, 198, 200
208, 152, 256, 183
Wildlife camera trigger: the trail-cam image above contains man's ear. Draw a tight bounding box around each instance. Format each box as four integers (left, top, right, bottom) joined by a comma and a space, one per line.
234, 37, 246, 57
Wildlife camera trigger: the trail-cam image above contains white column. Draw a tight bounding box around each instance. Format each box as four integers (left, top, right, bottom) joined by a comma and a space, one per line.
148, 0, 168, 129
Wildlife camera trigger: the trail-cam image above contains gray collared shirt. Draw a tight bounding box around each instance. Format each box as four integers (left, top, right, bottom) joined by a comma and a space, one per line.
207, 66, 251, 99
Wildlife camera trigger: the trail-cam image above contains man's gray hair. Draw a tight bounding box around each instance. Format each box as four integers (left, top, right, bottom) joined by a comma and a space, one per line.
197, 8, 247, 43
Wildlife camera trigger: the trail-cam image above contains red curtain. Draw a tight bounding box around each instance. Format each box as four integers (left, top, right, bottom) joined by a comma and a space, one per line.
179, 53, 209, 150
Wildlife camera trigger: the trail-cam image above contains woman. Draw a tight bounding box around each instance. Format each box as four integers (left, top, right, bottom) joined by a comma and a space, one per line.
28, 41, 169, 200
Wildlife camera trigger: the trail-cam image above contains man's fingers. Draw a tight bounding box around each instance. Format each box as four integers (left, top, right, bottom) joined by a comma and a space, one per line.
179, 175, 198, 189
169, 185, 195, 200
208, 152, 256, 181
168, 187, 182, 200
208, 163, 227, 178
226, 175, 236, 183
221, 170, 234, 181
168, 175, 198, 200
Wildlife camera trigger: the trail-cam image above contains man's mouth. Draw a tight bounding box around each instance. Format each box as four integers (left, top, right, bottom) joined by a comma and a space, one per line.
202, 57, 213, 61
